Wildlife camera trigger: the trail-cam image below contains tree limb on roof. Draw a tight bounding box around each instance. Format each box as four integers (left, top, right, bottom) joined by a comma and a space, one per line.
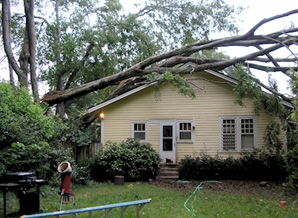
42, 9, 298, 105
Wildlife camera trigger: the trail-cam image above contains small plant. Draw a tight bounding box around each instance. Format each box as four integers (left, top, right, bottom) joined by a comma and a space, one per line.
90, 138, 160, 182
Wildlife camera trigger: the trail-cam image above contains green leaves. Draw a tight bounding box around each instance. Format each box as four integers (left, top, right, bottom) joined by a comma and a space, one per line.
90, 139, 160, 182
0, 83, 67, 149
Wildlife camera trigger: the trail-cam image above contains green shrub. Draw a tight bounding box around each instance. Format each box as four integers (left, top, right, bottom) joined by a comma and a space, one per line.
90, 138, 160, 182
71, 159, 92, 185
285, 144, 298, 194
0, 142, 74, 183
179, 150, 287, 181
0, 83, 67, 149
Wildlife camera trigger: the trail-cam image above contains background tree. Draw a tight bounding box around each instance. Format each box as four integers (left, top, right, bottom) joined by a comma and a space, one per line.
40, 9, 298, 110
0, 82, 66, 149
2, 0, 241, 117
2, 0, 39, 101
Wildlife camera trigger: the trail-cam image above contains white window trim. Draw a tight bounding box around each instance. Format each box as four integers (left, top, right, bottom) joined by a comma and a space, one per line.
219, 116, 257, 152
177, 120, 195, 143
130, 121, 148, 142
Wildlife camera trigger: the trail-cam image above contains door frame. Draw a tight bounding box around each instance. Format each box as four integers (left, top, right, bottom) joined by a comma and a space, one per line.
159, 120, 177, 164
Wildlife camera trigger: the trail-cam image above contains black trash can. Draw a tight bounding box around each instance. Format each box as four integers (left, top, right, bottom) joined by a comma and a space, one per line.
114, 175, 124, 185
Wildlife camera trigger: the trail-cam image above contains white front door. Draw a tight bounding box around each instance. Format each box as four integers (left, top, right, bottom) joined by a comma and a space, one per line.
160, 121, 176, 164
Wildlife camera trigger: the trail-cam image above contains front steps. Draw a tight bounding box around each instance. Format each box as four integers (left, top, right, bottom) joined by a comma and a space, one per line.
156, 164, 179, 180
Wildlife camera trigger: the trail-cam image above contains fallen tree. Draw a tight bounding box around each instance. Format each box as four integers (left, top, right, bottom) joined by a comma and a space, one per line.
42, 9, 298, 105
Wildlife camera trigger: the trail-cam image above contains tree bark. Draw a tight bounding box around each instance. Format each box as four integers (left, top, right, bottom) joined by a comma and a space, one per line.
24, 0, 39, 102
18, 28, 30, 89
2, 0, 27, 87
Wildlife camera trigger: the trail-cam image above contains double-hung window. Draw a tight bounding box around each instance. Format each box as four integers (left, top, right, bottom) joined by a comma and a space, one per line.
131, 122, 147, 141
178, 121, 193, 142
220, 116, 257, 152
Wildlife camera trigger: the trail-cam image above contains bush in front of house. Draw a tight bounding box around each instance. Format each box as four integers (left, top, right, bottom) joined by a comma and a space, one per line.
90, 138, 161, 182
179, 150, 287, 181
285, 144, 298, 194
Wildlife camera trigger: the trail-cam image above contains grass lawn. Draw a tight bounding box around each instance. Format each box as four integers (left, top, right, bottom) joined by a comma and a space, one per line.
1, 181, 297, 217
38, 181, 297, 218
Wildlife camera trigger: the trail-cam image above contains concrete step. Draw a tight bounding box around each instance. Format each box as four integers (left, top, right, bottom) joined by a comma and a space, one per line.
157, 164, 179, 180
156, 175, 179, 180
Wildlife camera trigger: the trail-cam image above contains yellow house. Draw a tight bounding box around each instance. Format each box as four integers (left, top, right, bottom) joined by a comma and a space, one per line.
87, 70, 292, 164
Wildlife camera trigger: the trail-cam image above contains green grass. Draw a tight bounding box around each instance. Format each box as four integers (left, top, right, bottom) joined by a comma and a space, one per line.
38, 182, 298, 218
1, 182, 298, 217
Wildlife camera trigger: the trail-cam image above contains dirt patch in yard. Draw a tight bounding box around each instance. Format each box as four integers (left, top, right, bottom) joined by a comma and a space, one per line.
149, 180, 284, 197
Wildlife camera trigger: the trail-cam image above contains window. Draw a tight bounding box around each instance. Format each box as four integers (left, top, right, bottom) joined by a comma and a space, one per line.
241, 119, 254, 150
220, 116, 257, 152
222, 119, 236, 150
132, 122, 146, 141
178, 122, 193, 141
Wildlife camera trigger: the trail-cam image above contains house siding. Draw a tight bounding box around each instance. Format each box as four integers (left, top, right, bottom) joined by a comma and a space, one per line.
100, 72, 280, 162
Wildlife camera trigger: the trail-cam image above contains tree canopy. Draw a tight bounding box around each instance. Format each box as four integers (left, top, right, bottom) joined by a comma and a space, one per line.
2, 0, 241, 116
1, 1, 298, 122
42, 8, 298, 105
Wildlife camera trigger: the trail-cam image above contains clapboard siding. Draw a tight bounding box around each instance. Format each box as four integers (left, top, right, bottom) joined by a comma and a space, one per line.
101, 72, 282, 162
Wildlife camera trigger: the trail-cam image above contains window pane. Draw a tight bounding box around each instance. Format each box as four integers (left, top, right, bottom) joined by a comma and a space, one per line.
163, 126, 172, 137
222, 119, 236, 151
133, 123, 146, 140
223, 134, 236, 150
241, 119, 254, 150
180, 123, 191, 131
241, 135, 254, 150
179, 122, 192, 140
163, 139, 173, 151
134, 132, 145, 140
241, 119, 254, 134
180, 132, 191, 140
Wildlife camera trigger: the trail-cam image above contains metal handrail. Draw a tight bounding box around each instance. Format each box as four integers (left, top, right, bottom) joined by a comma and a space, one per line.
21, 199, 151, 218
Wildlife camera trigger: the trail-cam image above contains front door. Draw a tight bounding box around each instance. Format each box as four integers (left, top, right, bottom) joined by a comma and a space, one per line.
160, 121, 176, 164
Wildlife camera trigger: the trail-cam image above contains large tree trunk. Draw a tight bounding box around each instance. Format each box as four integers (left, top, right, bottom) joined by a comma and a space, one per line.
53, 0, 67, 117
24, 0, 39, 102
18, 31, 30, 89
2, 0, 28, 87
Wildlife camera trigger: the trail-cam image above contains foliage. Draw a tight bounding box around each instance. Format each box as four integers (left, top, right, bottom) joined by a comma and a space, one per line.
90, 138, 160, 182
231, 65, 264, 115
286, 144, 298, 195
68, 120, 98, 147
0, 142, 74, 183
0, 83, 67, 149
4, 0, 241, 119
71, 159, 93, 185
230, 65, 288, 119
179, 151, 287, 181
284, 123, 298, 195
263, 121, 283, 152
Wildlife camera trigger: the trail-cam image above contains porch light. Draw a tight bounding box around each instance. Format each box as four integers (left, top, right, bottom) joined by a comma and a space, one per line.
99, 112, 104, 119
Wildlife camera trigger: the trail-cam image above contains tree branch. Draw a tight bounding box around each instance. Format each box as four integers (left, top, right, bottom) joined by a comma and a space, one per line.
41, 9, 298, 105
245, 9, 298, 36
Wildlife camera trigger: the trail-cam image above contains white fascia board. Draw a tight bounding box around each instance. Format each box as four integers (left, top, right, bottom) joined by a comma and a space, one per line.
87, 83, 156, 113
205, 69, 237, 84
